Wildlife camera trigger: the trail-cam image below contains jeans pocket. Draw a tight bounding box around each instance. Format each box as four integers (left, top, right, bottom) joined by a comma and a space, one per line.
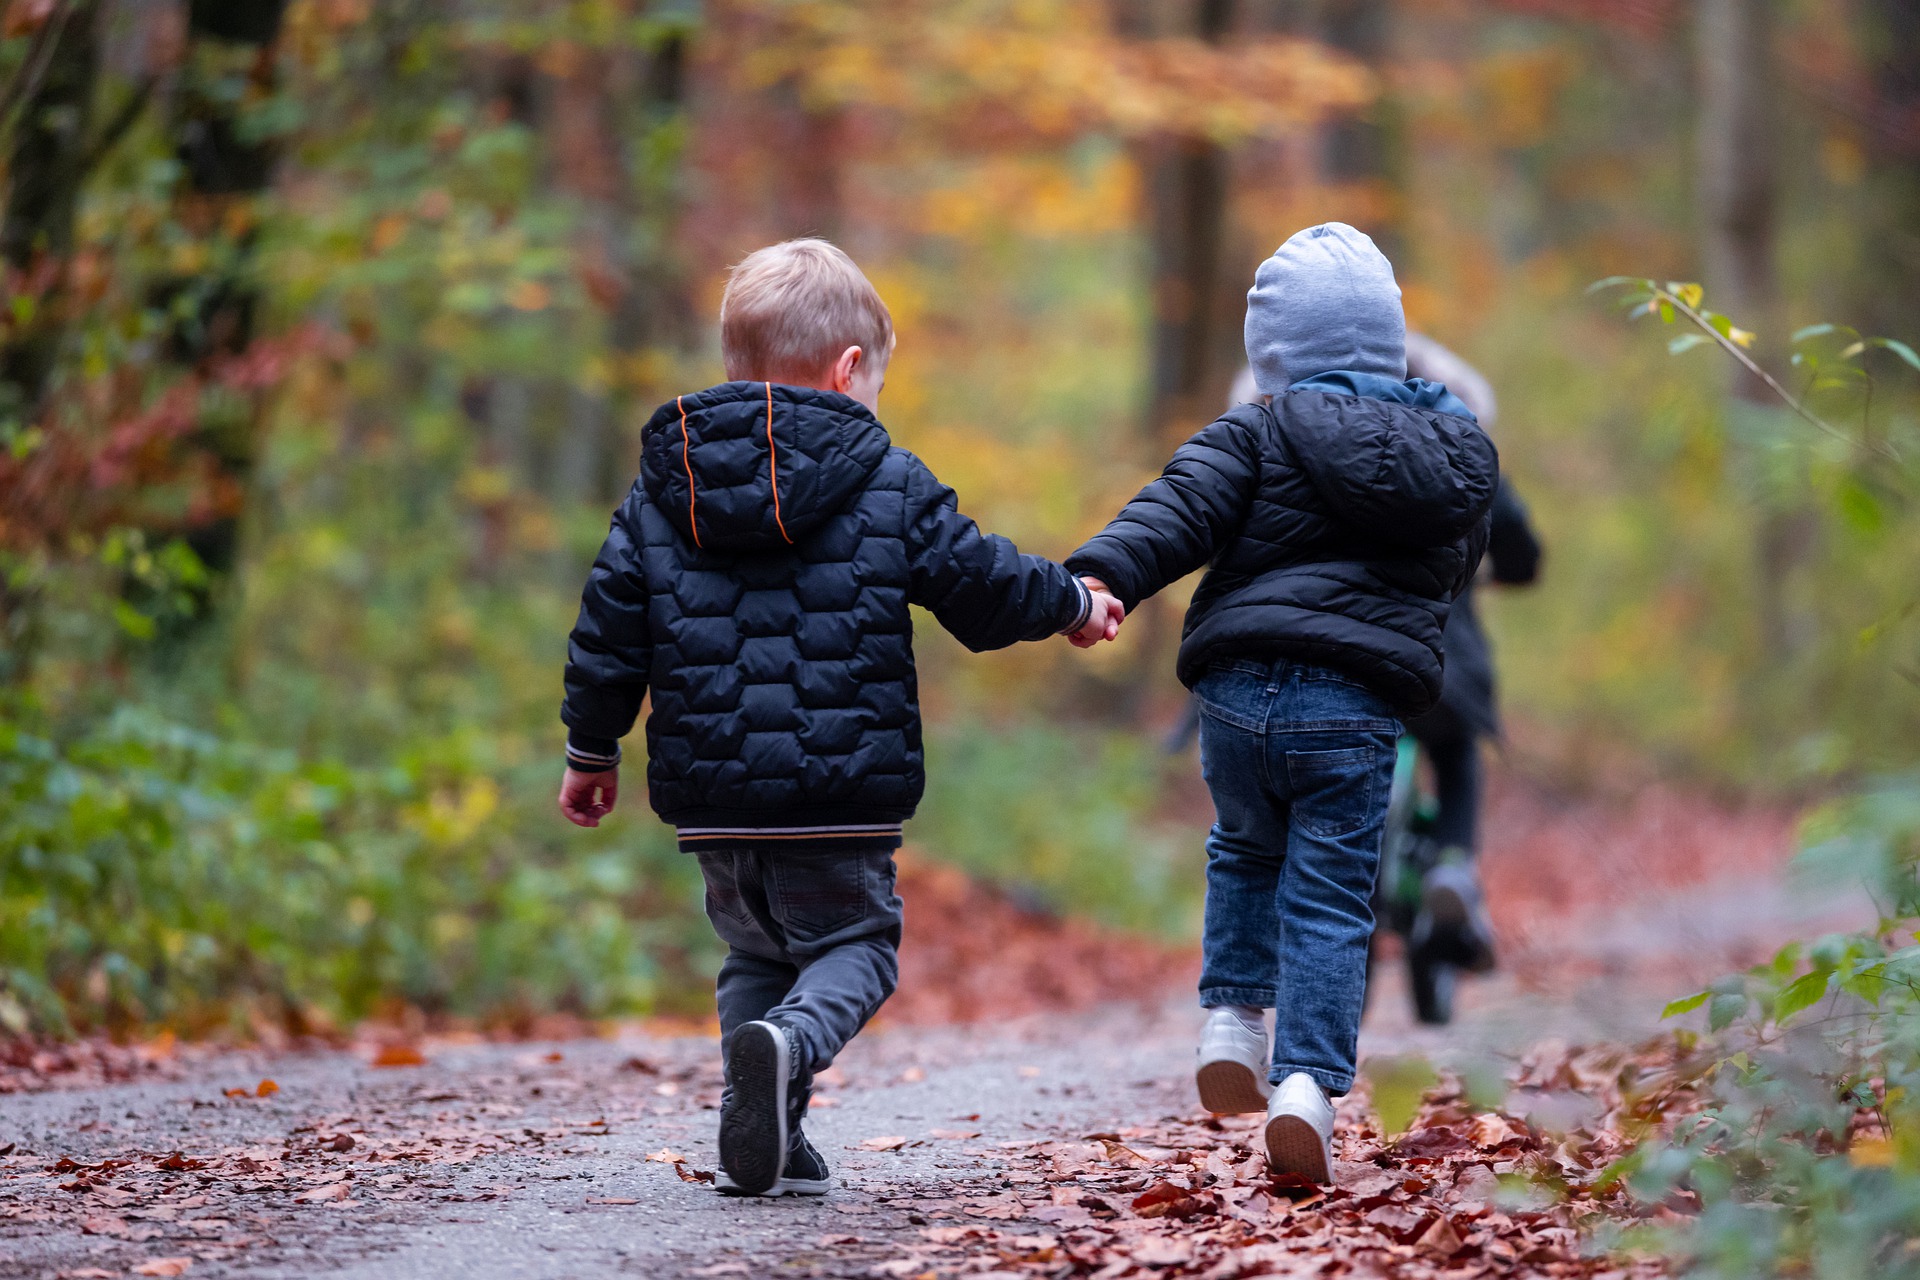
1194, 666, 1270, 732
1284, 746, 1379, 840
698, 853, 757, 930
770, 856, 870, 939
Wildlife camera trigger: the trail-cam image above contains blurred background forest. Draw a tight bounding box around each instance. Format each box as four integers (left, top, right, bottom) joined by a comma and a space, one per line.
1, 0, 1916, 1039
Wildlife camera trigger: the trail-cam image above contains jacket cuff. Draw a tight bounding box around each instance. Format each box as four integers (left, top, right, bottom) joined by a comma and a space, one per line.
565, 731, 622, 773
1056, 576, 1094, 636
1064, 553, 1133, 612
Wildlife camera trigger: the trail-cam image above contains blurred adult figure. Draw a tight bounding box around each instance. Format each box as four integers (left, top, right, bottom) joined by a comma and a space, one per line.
1398, 333, 1541, 973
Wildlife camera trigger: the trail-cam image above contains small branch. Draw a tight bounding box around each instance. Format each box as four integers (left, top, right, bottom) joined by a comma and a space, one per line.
0, 0, 76, 131
75, 73, 154, 176
1653, 287, 1902, 463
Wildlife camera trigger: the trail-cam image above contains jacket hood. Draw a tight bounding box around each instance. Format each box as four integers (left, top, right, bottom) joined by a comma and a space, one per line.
1272, 388, 1497, 549
640, 382, 892, 552
1246, 222, 1406, 395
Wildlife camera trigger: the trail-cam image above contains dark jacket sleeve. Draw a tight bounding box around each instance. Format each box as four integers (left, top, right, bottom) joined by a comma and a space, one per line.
903, 454, 1091, 651
1486, 480, 1541, 586
1063, 411, 1262, 611
560, 484, 652, 766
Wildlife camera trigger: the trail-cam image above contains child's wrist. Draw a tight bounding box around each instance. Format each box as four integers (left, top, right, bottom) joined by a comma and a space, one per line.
1057, 577, 1095, 636
565, 732, 622, 773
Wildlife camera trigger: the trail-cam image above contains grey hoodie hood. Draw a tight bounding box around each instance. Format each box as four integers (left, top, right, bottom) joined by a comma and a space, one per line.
1245, 223, 1406, 395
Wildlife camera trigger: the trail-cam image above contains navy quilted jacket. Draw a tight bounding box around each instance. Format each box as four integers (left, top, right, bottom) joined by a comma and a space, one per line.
1066, 386, 1498, 717
561, 382, 1091, 832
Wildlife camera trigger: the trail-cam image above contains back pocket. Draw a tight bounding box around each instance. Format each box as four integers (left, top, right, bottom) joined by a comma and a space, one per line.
1284, 746, 1379, 840
770, 856, 870, 938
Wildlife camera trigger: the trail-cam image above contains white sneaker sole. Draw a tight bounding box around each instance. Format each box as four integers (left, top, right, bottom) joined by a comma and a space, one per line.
1196, 1058, 1270, 1115
716, 1173, 829, 1198
1264, 1112, 1332, 1184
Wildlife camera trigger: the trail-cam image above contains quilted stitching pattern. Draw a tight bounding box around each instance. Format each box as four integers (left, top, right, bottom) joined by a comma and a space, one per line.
563, 383, 1083, 830
1067, 392, 1498, 717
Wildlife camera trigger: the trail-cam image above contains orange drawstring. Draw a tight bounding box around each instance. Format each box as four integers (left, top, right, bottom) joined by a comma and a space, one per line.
767, 381, 793, 545
677, 395, 701, 549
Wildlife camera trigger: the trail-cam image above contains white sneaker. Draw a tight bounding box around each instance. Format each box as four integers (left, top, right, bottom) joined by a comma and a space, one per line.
1195, 1008, 1272, 1114
1264, 1072, 1336, 1184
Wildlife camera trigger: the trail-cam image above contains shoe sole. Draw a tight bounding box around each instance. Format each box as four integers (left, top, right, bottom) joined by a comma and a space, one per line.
1196, 1059, 1270, 1115
1264, 1113, 1332, 1184
1422, 883, 1498, 973
716, 1174, 829, 1198
718, 1023, 788, 1197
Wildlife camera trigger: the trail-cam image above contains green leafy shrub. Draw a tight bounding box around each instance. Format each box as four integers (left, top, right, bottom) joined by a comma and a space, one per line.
0, 702, 710, 1037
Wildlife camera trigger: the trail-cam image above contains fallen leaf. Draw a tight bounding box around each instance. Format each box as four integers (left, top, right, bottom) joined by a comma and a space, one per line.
900, 1066, 926, 1083
255, 1079, 279, 1097
860, 1136, 909, 1152
1417, 1213, 1466, 1256
79, 1215, 129, 1236
372, 1045, 426, 1068
674, 1163, 715, 1184
133, 1261, 193, 1278
1100, 1139, 1153, 1167
587, 1196, 638, 1205
645, 1149, 685, 1164
294, 1182, 352, 1203
929, 1128, 981, 1141
327, 1134, 355, 1152
155, 1152, 205, 1171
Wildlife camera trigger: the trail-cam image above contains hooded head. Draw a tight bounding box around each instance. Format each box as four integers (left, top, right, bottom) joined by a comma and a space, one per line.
1245, 223, 1406, 395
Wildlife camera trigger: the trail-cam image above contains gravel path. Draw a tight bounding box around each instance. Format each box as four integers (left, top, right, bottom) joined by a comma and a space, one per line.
0, 858, 1865, 1280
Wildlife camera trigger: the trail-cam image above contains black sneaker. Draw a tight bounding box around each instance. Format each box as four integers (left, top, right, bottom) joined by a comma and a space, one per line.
1415, 858, 1497, 974
717, 1021, 790, 1196
777, 1131, 831, 1196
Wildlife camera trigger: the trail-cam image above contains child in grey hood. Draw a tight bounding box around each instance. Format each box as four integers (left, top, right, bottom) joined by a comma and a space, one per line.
1068, 223, 1498, 1183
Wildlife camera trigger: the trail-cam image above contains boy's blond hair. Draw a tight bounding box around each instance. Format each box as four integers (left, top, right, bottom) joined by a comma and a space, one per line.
720, 238, 894, 385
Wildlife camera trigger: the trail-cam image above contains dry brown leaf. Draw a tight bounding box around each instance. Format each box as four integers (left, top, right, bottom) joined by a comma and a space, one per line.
645, 1149, 685, 1163
928, 1128, 981, 1141
371, 1044, 426, 1068
132, 1261, 193, 1278
293, 1182, 352, 1203
1100, 1139, 1153, 1167
587, 1196, 638, 1205
1417, 1213, 1466, 1256
860, 1135, 909, 1152
255, 1079, 279, 1097
674, 1163, 715, 1185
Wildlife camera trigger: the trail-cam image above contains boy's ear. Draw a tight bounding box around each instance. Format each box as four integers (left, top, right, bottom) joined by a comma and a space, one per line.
828, 345, 863, 393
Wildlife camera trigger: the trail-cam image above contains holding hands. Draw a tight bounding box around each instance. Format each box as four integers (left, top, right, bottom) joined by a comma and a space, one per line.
1067, 578, 1125, 648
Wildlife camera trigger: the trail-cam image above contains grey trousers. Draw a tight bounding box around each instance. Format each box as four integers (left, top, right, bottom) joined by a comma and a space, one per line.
696, 848, 903, 1076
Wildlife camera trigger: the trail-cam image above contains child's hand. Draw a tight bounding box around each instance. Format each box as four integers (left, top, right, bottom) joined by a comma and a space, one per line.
1068, 580, 1125, 648
559, 766, 619, 827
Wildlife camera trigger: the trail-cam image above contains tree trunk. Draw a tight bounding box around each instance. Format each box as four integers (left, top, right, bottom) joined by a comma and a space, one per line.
1696, 0, 1810, 661
159, 0, 288, 583
1314, 0, 1401, 262
1, 0, 103, 425
1858, 0, 1920, 338
1140, 0, 1241, 437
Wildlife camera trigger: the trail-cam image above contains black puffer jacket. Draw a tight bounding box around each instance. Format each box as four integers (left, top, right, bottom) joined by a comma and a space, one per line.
1066, 389, 1498, 717
562, 382, 1090, 831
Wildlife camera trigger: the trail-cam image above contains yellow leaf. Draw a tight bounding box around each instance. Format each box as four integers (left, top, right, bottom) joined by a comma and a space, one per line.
1851, 1136, 1894, 1167
1728, 327, 1757, 348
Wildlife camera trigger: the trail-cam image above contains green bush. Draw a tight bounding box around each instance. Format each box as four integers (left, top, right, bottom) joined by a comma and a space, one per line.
0, 701, 711, 1037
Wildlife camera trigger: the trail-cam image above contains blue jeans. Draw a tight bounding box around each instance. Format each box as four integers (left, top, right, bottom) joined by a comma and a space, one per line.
697, 848, 903, 1077
1194, 660, 1400, 1096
